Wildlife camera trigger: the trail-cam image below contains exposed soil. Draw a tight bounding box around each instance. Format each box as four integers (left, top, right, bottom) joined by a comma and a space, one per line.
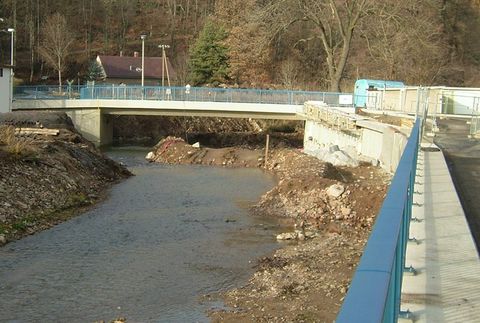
357, 109, 414, 127
148, 135, 391, 322
0, 112, 131, 245
112, 115, 303, 146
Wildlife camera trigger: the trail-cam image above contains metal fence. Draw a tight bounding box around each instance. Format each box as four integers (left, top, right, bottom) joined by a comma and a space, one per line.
336, 119, 421, 323
13, 85, 351, 106
13, 85, 82, 100
79, 85, 347, 105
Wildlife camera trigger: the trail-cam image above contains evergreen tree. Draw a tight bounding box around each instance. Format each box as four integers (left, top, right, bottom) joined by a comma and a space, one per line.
188, 19, 229, 86
87, 61, 105, 81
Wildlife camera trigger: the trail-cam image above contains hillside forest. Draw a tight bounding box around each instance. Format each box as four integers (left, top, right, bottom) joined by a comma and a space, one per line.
1, 0, 480, 91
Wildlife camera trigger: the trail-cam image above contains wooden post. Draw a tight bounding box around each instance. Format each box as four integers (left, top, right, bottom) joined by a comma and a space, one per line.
264, 134, 270, 169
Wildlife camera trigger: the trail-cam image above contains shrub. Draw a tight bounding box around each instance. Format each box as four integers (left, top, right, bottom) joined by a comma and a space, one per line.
0, 125, 34, 157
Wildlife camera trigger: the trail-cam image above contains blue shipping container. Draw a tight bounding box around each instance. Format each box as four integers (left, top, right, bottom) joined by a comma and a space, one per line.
354, 79, 405, 107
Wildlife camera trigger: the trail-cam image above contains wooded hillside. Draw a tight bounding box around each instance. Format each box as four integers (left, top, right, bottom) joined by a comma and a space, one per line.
1, 0, 479, 90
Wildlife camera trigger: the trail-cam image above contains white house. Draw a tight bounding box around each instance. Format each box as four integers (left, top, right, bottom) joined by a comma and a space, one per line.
0, 65, 12, 113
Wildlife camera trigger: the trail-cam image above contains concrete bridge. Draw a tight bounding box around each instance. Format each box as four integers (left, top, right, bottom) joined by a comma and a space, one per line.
12, 99, 304, 146
12, 85, 351, 146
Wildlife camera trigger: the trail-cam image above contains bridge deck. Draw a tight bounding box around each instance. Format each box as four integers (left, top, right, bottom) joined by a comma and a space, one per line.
12, 99, 304, 120
400, 143, 480, 322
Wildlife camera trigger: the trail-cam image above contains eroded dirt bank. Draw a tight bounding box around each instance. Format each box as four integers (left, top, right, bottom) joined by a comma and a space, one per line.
148, 136, 391, 322
0, 112, 131, 245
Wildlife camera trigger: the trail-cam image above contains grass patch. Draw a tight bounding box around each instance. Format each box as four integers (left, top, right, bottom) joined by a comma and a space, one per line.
0, 125, 35, 158
66, 192, 89, 206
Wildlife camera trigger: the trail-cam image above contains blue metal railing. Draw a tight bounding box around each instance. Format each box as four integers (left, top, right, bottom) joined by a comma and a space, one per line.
13, 85, 351, 106
336, 119, 421, 323
13, 85, 82, 99
79, 85, 346, 105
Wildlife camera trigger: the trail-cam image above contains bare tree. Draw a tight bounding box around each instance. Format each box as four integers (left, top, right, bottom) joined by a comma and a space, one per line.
27, 9, 35, 83
360, 0, 451, 84
257, 0, 371, 91
38, 13, 73, 92
303, 0, 371, 91
278, 58, 300, 89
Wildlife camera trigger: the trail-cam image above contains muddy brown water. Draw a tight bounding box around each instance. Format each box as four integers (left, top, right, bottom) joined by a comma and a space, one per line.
0, 147, 286, 322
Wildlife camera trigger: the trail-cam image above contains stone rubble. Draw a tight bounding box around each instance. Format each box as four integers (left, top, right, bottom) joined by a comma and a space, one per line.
147, 135, 391, 322
0, 116, 131, 245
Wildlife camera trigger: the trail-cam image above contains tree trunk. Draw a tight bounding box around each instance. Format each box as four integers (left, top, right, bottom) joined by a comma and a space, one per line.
30, 50, 34, 83
58, 59, 62, 93
329, 34, 352, 92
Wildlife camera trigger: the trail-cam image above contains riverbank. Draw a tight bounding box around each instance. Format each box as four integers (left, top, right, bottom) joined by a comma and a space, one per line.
0, 112, 131, 245
148, 136, 391, 321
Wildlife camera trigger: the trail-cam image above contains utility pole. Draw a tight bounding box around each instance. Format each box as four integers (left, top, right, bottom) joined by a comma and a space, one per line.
158, 44, 170, 88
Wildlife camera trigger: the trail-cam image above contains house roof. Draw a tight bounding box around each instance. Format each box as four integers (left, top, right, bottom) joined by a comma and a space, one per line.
97, 55, 175, 80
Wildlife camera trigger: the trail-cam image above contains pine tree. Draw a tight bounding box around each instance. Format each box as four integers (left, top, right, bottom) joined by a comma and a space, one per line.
87, 61, 105, 81
188, 19, 229, 86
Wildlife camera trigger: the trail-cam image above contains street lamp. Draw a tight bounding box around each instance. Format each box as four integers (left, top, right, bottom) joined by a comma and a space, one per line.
140, 33, 147, 88
7, 28, 14, 66
7, 28, 14, 112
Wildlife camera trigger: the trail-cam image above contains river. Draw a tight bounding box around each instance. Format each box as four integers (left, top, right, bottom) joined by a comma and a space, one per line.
0, 147, 285, 322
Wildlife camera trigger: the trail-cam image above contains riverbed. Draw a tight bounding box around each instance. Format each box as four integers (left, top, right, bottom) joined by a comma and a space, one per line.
0, 147, 285, 322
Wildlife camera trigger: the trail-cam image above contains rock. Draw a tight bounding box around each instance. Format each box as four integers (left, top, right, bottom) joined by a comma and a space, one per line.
341, 207, 352, 217
276, 232, 297, 240
326, 184, 345, 198
145, 151, 155, 160
192, 142, 201, 148
297, 232, 306, 240
329, 145, 340, 153
327, 150, 359, 167
0, 234, 6, 246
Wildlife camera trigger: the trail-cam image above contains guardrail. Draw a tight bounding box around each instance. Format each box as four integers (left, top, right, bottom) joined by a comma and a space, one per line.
336, 119, 421, 323
13, 85, 352, 107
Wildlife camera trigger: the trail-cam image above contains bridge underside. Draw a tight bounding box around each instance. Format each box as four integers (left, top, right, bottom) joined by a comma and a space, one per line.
103, 108, 302, 120
12, 100, 304, 146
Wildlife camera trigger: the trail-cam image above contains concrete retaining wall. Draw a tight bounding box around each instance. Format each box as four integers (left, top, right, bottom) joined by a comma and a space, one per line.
304, 119, 410, 173
0, 67, 12, 113
304, 121, 360, 153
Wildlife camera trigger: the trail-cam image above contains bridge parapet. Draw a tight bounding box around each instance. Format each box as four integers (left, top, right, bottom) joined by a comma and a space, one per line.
14, 85, 351, 107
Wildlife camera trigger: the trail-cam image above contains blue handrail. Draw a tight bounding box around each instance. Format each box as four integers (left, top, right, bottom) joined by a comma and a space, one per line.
13, 85, 352, 107
336, 119, 421, 323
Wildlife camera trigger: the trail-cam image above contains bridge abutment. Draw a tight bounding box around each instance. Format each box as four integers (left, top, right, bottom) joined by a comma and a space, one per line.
302, 103, 410, 173
66, 109, 112, 147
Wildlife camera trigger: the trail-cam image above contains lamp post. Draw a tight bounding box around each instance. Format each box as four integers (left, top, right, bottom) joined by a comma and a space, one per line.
7, 28, 14, 66
140, 33, 147, 88
7, 28, 14, 112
